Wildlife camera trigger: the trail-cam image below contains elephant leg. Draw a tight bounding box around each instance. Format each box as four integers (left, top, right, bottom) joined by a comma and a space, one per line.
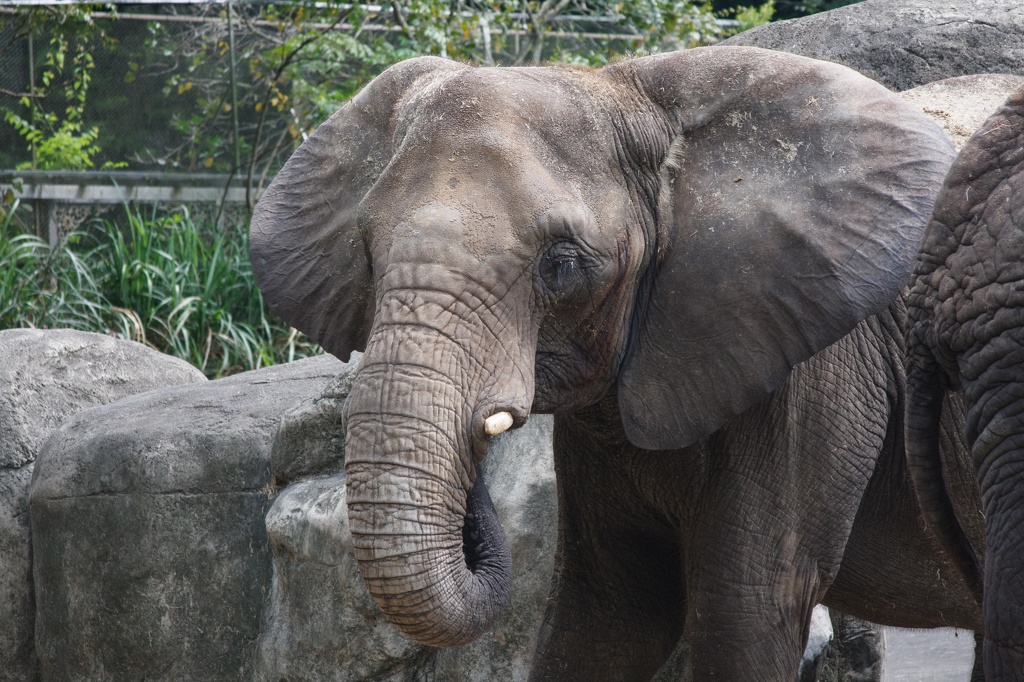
529, 416, 684, 682
972, 631, 985, 682
979, 442, 1024, 679
680, 531, 820, 681
675, 408, 845, 681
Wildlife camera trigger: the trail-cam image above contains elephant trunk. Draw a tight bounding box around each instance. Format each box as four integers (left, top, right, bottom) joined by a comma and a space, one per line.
343, 330, 514, 647
905, 361, 984, 603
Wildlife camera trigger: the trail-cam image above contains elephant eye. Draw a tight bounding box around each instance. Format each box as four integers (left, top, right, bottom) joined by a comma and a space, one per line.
540, 242, 583, 295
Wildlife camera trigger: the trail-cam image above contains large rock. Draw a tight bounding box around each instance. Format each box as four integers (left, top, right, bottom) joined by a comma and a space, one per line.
722, 0, 1024, 91
0, 329, 206, 681
29, 354, 344, 681
819, 612, 883, 682
254, 355, 558, 681
899, 74, 1024, 150
29, 349, 559, 681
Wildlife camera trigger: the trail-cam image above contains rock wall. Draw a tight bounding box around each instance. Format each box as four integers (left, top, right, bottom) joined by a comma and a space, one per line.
0, 329, 206, 681
28, 352, 559, 682
722, 0, 1024, 91
30, 354, 342, 681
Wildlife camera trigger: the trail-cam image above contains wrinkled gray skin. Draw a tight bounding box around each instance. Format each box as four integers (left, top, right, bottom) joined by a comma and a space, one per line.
251, 48, 977, 680
906, 87, 1024, 680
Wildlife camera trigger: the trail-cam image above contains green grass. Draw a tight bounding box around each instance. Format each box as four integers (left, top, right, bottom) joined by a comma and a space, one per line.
0, 202, 320, 378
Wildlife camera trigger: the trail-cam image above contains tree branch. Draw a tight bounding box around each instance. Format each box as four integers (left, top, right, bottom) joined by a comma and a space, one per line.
391, 1, 413, 38
244, 6, 352, 209
0, 87, 39, 99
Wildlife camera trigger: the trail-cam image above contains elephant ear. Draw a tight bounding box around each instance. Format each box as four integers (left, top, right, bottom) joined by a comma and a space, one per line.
616, 47, 955, 451
250, 57, 465, 360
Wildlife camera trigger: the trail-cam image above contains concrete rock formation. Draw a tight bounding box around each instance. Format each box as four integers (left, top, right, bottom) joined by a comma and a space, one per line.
899, 74, 1024, 151
0, 329, 206, 681
30, 354, 342, 681
722, 0, 1024, 92
28, 352, 559, 681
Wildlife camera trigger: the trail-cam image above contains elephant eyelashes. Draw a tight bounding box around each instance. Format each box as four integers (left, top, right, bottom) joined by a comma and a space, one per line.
539, 243, 585, 297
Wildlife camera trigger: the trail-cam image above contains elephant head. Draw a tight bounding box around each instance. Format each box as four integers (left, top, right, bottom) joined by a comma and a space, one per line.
905, 87, 1024, 677
251, 47, 953, 647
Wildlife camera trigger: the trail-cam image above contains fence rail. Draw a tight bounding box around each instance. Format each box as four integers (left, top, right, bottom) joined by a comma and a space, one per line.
1, 169, 252, 244
2, 169, 250, 204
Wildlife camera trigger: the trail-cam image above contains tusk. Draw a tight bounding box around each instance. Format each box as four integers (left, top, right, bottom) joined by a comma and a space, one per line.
484, 411, 514, 436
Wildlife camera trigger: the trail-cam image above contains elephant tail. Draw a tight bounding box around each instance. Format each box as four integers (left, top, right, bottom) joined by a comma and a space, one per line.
905, 351, 984, 604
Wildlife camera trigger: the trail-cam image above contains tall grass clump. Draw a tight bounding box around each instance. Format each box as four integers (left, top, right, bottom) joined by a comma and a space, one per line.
0, 203, 320, 377
94, 205, 320, 376
0, 203, 109, 331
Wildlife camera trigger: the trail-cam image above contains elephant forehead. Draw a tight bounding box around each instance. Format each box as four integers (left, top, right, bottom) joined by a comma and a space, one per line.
387, 200, 518, 259
367, 203, 537, 305
397, 66, 611, 152
361, 67, 634, 263
361, 137, 592, 261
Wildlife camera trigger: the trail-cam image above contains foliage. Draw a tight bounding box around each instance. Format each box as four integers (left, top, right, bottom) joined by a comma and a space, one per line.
0, 206, 320, 377
0, 202, 109, 330
606, 0, 721, 57
145, 0, 738, 193
712, 0, 856, 20
5, 111, 101, 171
2, 0, 777, 181
1, 5, 124, 171
0, 177, 23, 228
733, 1, 775, 31
790, 0, 860, 14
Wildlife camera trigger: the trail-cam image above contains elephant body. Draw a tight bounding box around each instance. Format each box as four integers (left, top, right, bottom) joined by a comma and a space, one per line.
906, 87, 1024, 679
251, 48, 978, 680
541, 295, 983, 680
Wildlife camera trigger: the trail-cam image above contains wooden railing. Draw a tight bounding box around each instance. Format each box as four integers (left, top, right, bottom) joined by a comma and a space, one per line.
0, 170, 253, 245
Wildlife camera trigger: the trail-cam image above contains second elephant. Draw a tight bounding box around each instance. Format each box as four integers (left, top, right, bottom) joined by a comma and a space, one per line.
906, 87, 1024, 680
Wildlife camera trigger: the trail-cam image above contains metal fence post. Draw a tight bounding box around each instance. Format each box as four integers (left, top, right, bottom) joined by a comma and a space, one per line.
227, 0, 241, 172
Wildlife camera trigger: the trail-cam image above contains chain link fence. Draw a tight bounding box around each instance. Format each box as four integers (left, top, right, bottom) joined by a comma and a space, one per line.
1, 2, 739, 188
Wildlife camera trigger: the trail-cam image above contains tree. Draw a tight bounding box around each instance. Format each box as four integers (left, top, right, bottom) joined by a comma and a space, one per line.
1, 0, 773, 202
143, 0, 743, 208
712, 0, 858, 20
0, 5, 121, 170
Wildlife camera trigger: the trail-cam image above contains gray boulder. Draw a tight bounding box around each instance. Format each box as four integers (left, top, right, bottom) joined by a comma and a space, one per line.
722, 0, 1024, 91
0, 329, 206, 682
29, 354, 344, 681
254, 354, 558, 681
819, 612, 883, 682
899, 74, 1024, 150
30, 349, 559, 681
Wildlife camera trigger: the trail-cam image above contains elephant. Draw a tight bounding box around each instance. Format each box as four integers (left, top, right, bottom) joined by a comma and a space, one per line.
250, 47, 982, 680
905, 87, 1024, 680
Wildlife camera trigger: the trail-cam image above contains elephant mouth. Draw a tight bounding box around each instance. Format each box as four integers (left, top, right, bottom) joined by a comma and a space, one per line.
472, 406, 527, 462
